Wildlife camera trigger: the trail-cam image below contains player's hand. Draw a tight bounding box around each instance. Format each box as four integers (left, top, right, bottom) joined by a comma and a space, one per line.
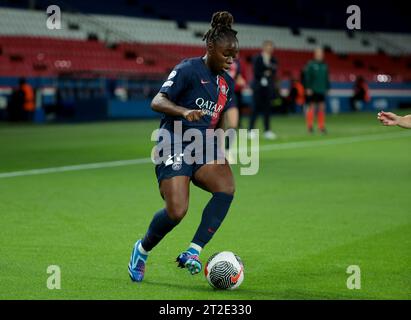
377, 111, 400, 126
236, 76, 246, 87
306, 88, 313, 96
183, 109, 206, 122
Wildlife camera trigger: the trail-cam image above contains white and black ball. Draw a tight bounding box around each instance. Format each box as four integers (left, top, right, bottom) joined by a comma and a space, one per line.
204, 251, 244, 290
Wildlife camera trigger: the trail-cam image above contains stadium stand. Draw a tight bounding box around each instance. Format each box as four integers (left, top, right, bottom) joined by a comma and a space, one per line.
0, 3, 410, 122
1, 7, 411, 82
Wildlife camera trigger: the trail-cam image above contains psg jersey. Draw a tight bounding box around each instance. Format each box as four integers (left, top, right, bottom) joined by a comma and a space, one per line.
158, 57, 235, 131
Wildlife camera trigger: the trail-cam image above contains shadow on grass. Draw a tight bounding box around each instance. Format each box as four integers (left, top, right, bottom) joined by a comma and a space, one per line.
140, 279, 285, 299
137, 279, 380, 300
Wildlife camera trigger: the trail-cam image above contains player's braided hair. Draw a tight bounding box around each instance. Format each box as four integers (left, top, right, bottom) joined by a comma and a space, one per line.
203, 11, 238, 44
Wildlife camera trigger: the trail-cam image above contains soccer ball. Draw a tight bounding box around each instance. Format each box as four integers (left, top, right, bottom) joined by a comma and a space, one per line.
204, 251, 244, 290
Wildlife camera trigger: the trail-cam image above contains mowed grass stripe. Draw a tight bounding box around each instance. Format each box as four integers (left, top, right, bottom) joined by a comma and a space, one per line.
1, 131, 410, 179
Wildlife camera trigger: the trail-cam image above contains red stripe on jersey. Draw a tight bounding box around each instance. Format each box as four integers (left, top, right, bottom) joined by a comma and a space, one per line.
210, 76, 228, 128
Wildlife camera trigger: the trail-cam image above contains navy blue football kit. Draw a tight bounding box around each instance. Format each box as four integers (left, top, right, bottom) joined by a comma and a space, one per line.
154, 57, 235, 182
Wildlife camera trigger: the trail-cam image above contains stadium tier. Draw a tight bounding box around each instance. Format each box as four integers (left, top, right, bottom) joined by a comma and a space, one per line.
1, 8, 411, 81
1, 35, 411, 82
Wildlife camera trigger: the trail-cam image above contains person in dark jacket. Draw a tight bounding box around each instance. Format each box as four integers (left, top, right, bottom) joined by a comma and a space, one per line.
248, 40, 278, 140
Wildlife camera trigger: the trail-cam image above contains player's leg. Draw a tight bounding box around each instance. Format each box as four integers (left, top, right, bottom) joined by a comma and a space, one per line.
248, 90, 260, 139
350, 96, 356, 111
262, 89, 276, 139
305, 101, 315, 133
192, 161, 235, 249
142, 176, 190, 250
129, 176, 190, 282
317, 100, 326, 133
176, 161, 235, 274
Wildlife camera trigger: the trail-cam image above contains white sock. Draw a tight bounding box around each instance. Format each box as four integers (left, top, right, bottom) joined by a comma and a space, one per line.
189, 242, 202, 255
138, 242, 149, 255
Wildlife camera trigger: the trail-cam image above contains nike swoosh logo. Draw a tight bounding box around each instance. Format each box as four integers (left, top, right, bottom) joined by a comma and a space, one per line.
230, 266, 243, 283
201, 80, 210, 84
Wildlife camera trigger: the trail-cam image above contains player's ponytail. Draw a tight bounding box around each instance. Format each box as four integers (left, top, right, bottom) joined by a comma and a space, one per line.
203, 11, 238, 44
210, 11, 234, 29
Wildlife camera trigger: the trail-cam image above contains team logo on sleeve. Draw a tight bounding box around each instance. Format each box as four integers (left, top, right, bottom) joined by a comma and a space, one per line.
162, 70, 177, 87
162, 80, 174, 87
167, 70, 177, 80
220, 84, 227, 95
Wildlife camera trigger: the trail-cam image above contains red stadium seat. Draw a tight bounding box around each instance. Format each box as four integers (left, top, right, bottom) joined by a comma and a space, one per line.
0, 35, 410, 81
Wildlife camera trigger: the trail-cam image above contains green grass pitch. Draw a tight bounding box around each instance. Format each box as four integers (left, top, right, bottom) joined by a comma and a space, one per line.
0, 112, 410, 300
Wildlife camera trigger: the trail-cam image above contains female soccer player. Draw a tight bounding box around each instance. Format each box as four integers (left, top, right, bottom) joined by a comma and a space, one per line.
128, 11, 239, 282
377, 111, 411, 129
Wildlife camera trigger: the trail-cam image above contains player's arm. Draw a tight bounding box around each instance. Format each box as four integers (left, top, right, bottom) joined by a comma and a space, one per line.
399, 115, 411, 128
235, 73, 246, 87
325, 64, 330, 92
216, 111, 225, 130
154, 63, 205, 122
151, 93, 204, 121
215, 110, 226, 151
377, 111, 411, 129
303, 64, 313, 95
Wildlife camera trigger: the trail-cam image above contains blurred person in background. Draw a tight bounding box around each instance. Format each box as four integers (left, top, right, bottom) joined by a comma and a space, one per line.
6, 84, 25, 122
350, 75, 370, 111
287, 73, 305, 114
377, 111, 411, 129
225, 58, 247, 162
303, 47, 330, 134
19, 78, 35, 121
227, 58, 247, 129
248, 40, 278, 140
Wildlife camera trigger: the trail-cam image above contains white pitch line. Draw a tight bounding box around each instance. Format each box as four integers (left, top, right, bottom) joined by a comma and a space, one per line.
0, 158, 152, 179
256, 131, 411, 152
0, 131, 410, 179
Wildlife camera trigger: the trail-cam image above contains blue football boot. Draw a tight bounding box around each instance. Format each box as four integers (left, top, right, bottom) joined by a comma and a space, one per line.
176, 251, 202, 275
128, 239, 147, 282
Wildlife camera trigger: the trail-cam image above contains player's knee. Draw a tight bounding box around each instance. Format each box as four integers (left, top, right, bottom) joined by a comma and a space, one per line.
226, 184, 235, 196
217, 183, 235, 196
166, 201, 188, 222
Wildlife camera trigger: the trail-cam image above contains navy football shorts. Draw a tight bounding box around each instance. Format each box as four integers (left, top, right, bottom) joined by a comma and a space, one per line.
154, 143, 225, 183
306, 92, 326, 103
